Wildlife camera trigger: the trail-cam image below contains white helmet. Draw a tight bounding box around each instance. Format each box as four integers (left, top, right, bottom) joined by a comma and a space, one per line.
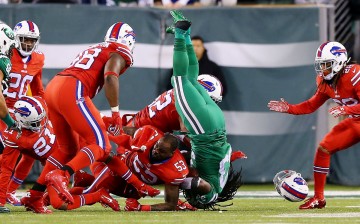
315, 41, 348, 80
197, 74, 223, 103
104, 22, 136, 53
273, 170, 308, 202
0, 23, 16, 58
13, 20, 40, 57
14, 96, 47, 132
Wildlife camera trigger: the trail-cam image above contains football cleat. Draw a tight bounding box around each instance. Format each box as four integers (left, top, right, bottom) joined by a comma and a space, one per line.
0, 206, 10, 213
45, 169, 74, 204
21, 190, 52, 214
170, 10, 191, 31
6, 191, 22, 206
98, 188, 120, 211
137, 184, 160, 198
72, 170, 95, 188
299, 197, 326, 209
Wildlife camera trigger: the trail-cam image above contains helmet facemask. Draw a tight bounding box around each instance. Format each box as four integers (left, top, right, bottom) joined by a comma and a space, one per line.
16, 35, 39, 57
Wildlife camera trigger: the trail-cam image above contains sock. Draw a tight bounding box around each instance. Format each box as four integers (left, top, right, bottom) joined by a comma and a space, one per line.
185, 29, 192, 45
61, 165, 74, 176
106, 156, 144, 189
313, 149, 330, 199
66, 193, 100, 210
66, 145, 105, 172
173, 39, 188, 78
186, 45, 199, 82
8, 155, 35, 193
36, 157, 61, 185
175, 28, 186, 39
31, 182, 47, 192
7, 178, 22, 194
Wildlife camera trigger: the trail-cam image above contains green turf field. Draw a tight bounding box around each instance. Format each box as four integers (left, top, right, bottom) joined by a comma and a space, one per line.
1, 184, 360, 224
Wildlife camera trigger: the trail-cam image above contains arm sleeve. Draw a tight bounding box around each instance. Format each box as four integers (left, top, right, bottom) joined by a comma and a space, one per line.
288, 91, 329, 115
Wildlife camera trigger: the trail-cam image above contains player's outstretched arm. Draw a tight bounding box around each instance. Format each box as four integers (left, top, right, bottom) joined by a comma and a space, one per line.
267, 98, 290, 113
125, 184, 180, 211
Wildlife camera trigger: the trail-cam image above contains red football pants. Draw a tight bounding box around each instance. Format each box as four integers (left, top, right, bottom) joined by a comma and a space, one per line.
44, 76, 111, 171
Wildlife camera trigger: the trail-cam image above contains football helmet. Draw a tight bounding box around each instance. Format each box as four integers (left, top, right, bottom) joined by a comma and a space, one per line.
315, 41, 348, 80
14, 96, 47, 132
197, 74, 223, 103
104, 22, 136, 52
0, 23, 16, 58
13, 20, 40, 57
273, 170, 308, 202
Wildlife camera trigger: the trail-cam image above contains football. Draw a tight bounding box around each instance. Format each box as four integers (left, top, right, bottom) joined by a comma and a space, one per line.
273, 170, 309, 202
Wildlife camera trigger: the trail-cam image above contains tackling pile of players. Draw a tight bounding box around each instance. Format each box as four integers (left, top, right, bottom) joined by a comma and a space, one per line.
0, 11, 246, 214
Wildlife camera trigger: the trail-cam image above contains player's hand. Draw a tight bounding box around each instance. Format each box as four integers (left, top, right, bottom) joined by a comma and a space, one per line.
329, 106, 347, 118
177, 199, 197, 211
107, 112, 122, 136
230, 150, 247, 162
124, 198, 141, 211
267, 98, 290, 113
7, 121, 22, 139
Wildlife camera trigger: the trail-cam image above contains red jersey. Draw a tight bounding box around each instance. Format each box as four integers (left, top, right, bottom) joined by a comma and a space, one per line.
130, 90, 181, 132
4, 49, 45, 109
2, 121, 57, 164
125, 125, 188, 185
288, 64, 360, 115
58, 42, 133, 98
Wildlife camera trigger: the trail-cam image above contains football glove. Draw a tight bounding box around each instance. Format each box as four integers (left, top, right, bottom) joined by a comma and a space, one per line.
8, 121, 22, 139
105, 112, 122, 136
176, 199, 197, 211
124, 198, 151, 211
230, 150, 247, 162
329, 106, 347, 118
267, 98, 290, 113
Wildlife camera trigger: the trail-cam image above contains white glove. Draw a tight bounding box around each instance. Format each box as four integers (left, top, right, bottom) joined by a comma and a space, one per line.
267, 98, 290, 113
329, 106, 346, 118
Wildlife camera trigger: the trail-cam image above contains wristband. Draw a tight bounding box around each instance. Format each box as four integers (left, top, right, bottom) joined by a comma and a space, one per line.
111, 106, 119, 113
104, 71, 119, 77
2, 113, 14, 127
140, 205, 151, 211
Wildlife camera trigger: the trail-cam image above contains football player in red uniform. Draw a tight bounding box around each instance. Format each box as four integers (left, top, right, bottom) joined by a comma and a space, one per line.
123, 74, 223, 133
73, 125, 193, 211
268, 41, 360, 209
40, 22, 158, 205
0, 20, 46, 207
0, 96, 120, 213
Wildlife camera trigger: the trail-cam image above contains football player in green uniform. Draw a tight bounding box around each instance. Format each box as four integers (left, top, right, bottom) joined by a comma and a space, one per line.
0, 22, 22, 213
167, 11, 241, 209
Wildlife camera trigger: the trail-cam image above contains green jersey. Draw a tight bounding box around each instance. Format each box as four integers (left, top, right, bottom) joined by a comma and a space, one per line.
0, 54, 11, 84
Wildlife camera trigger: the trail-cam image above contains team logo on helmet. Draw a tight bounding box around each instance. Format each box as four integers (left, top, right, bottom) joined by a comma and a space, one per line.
330, 46, 346, 57
14, 107, 31, 117
294, 177, 306, 185
198, 80, 215, 92
13, 23, 22, 32
3, 27, 14, 40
